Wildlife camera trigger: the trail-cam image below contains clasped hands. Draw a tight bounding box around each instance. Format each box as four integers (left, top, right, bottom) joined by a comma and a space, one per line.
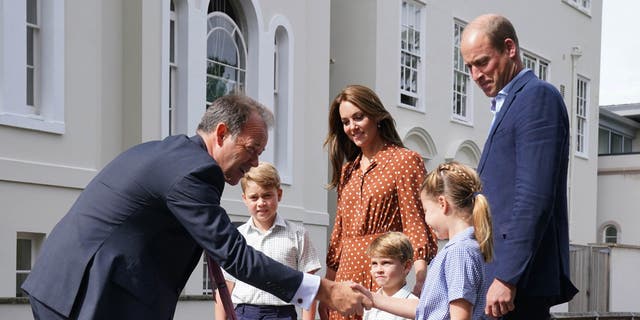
317, 278, 373, 319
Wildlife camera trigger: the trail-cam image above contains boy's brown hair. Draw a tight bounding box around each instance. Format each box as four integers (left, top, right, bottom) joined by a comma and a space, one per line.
240, 162, 281, 192
366, 231, 414, 264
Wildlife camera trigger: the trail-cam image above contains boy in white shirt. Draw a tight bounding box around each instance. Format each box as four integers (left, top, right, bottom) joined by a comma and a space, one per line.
215, 162, 321, 320
363, 232, 418, 320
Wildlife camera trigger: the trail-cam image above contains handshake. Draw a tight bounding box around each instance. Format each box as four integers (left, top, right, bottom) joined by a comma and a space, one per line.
316, 278, 374, 319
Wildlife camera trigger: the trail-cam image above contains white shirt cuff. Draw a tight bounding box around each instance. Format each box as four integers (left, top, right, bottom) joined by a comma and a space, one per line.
289, 273, 320, 310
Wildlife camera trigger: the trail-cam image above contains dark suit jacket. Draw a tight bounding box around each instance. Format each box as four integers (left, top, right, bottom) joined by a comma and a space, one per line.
477, 70, 578, 305
22, 135, 303, 319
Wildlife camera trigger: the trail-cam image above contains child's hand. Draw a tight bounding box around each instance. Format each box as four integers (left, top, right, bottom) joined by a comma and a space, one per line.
348, 282, 373, 309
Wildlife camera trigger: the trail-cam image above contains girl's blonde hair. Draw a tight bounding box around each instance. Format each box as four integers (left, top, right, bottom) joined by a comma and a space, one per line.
421, 161, 494, 262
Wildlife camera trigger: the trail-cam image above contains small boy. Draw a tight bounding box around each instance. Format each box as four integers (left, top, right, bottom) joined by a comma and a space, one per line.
363, 231, 419, 320
214, 162, 321, 320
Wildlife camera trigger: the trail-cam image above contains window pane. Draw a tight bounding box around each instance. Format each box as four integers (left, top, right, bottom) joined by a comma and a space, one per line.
27, 0, 37, 24
401, 94, 417, 107
623, 137, 632, 153
611, 133, 623, 154
538, 62, 548, 81
604, 226, 617, 244
27, 27, 34, 66
453, 92, 460, 114
16, 273, 29, 297
577, 134, 583, 153
206, 12, 246, 104
410, 69, 417, 92
170, 21, 175, 63
400, 0, 422, 108
401, 29, 407, 50
16, 239, 32, 270
206, 76, 229, 103
27, 68, 35, 106
460, 95, 466, 116
207, 30, 238, 66
598, 128, 610, 154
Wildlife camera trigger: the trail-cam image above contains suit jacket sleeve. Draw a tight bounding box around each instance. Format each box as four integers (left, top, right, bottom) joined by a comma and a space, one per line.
495, 84, 569, 285
165, 164, 304, 302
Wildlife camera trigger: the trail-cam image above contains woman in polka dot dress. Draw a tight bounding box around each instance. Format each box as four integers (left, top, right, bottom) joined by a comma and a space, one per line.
320, 85, 439, 320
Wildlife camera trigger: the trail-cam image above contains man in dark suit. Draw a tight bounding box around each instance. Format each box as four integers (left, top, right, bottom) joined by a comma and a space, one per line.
460, 14, 578, 319
22, 95, 371, 319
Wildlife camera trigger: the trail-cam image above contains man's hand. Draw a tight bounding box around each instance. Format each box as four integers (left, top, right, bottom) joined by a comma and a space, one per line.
316, 278, 372, 317
485, 278, 516, 318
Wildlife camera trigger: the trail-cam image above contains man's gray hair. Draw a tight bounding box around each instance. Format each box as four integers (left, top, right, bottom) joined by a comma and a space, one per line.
197, 95, 274, 137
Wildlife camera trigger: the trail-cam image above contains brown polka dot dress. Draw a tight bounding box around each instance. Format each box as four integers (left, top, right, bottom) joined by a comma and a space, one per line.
326, 144, 438, 320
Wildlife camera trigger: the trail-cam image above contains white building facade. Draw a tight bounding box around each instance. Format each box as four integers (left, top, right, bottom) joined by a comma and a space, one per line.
2, 0, 628, 318
594, 104, 640, 312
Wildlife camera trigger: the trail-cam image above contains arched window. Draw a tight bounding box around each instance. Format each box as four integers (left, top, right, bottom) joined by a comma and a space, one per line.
273, 25, 291, 182
206, 1, 247, 106
603, 224, 618, 244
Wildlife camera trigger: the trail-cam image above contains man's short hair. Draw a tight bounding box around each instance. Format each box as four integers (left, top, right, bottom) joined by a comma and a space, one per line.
484, 14, 520, 53
197, 94, 274, 137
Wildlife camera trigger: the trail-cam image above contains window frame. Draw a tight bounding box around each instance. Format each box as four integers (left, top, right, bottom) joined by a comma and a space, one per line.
26, 0, 40, 113
451, 19, 472, 124
205, 11, 248, 106
0, 0, 65, 134
16, 232, 44, 297
521, 50, 550, 81
272, 23, 293, 184
603, 224, 618, 244
398, 0, 426, 111
598, 126, 634, 155
575, 75, 589, 157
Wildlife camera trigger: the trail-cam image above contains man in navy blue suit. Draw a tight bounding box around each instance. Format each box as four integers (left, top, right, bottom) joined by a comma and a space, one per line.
460, 14, 578, 319
22, 95, 371, 319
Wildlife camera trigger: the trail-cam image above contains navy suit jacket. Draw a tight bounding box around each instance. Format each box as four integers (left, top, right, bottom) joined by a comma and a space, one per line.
477, 70, 578, 304
22, 135, 303, 319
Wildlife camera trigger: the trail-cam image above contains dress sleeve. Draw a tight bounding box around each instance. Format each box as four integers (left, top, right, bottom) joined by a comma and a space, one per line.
326, 163, 350, 271
396, 150, 438, 262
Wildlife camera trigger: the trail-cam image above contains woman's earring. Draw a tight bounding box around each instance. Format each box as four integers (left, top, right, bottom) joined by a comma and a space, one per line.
377, 122, 381, 128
